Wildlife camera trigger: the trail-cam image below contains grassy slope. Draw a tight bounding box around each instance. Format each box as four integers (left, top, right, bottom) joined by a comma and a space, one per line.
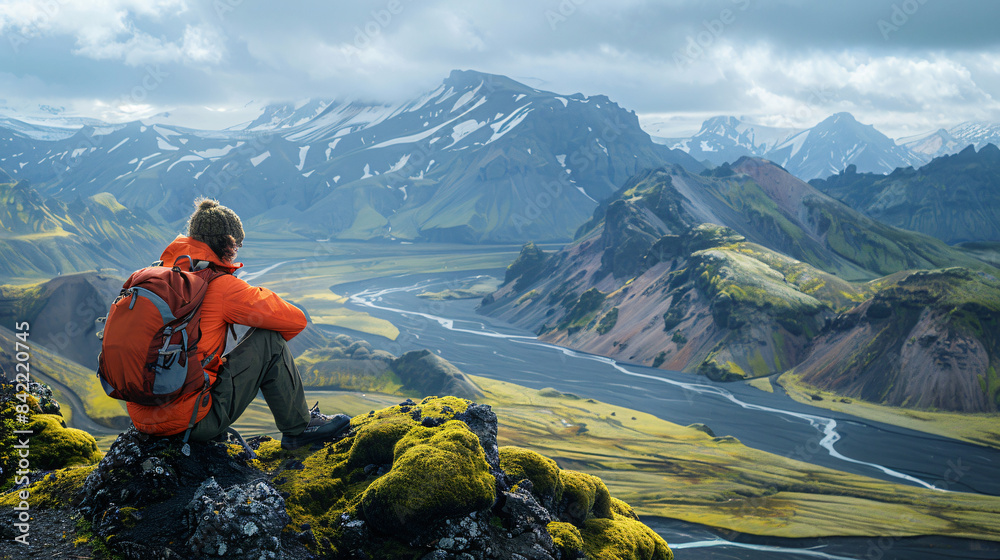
0, 184, 167, 283
777, 372, 1000, 450
226, 377, 1000, 542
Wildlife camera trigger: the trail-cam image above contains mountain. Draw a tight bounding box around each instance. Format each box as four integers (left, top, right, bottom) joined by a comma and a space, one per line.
810, 144, 1000, 244
479, 162, 1000, 412
662, 116, 801, 167
661, 113, 928, 181
794, 267, 1000, 413
575, 159, 988, 280
0, 177, 167, 280
899, 128, 966, 160
902, 121, 1000, 159
0, 70, 701, 243
764, 113, 927, 181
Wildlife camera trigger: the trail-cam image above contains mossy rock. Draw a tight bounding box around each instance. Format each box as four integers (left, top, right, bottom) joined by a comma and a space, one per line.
499, 446, 564, 507
610, 497, 639, 520
506, 242, 549, 291
347, 416, 418, 468
24, 414, 102, 471
560, 470, 612, 524
547, 521, 585, 558
361, 420, 496, 534
581, 515, 673, 560
0, 465, 96, 510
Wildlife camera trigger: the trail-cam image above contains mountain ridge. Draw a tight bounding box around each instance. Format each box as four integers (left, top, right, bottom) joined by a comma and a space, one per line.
660, 113, 930, 181
480, 162, 1000, 413
0, 69, 701, 245
809, 144, 1000, 245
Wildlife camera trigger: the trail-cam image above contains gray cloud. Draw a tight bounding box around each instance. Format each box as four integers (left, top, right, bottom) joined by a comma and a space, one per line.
0, 0, 996, 136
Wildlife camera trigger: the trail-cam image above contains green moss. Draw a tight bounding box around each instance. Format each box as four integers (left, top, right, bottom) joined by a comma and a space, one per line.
0, 465, 96, 510
547, 521, 585, 557
517, 289, 540, 304
560, 470, 612, 524
347, 416, 418, 467
610, 497, 639, 520
499, 446, 564, 504
596, 307, 619, 335
748, 351, 770, 377
261, 396, 483, 556
74, 516, 124, 560
24, 414, 103, 470
581, 515, 673, 560
361, 420, 495, 534
652, 352, 668, 368
560, 288, 607, 332
725, 361, 746, 377
506, 242, 549, 291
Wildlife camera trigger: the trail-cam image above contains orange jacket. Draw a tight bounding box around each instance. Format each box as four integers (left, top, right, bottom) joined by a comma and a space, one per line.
127, 236, 306, 436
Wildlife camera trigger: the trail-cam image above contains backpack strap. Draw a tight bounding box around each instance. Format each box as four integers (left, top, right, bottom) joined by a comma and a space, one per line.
180, 370, 212, 457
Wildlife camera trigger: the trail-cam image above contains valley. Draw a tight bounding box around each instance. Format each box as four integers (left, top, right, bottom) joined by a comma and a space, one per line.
1, 67, 999, 560
5, 239, 1000, 559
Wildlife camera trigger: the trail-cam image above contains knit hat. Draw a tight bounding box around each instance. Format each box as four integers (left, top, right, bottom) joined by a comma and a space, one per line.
188, 199, 244, 247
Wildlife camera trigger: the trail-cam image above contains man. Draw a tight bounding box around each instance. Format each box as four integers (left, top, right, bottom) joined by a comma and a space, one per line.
127, 198, 349, 450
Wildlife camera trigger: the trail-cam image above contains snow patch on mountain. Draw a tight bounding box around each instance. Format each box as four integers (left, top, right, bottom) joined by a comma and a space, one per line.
297, 145, 310, 171
157, 137, 179, 151
250, 151, 270, 167
488, 106, 532, 143
388, 154, 410, 174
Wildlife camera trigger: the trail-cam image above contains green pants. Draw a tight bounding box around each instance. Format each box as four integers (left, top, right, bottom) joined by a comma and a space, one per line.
189, 328, 310, 442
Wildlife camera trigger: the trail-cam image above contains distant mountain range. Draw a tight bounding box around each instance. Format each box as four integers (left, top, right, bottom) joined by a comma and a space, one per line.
900, 122, 1000, 159
658, 113, 1000, 181
0, 70, 700, 245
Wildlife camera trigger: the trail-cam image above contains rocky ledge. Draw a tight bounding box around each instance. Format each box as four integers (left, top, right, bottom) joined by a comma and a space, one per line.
3, 392, 672, 560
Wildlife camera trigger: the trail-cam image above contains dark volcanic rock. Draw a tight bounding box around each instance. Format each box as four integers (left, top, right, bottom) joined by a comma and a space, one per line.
77, 427, 312, 560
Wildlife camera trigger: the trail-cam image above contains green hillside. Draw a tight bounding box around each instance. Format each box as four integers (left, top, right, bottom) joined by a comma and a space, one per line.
0, 178, 167, 282
810, 144, 1000, 245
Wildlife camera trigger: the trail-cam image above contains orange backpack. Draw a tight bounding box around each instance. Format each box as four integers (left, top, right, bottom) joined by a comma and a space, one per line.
97, 256, 226, 408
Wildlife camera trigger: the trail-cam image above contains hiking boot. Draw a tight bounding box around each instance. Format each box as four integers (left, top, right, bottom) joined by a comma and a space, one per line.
281, 406, 351, 450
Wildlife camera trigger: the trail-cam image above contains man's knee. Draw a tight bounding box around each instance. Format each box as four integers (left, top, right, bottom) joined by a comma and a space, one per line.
243, 328, 285, 350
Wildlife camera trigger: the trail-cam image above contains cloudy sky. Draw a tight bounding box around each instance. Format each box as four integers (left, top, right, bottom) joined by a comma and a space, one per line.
0, 0, 997, 138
